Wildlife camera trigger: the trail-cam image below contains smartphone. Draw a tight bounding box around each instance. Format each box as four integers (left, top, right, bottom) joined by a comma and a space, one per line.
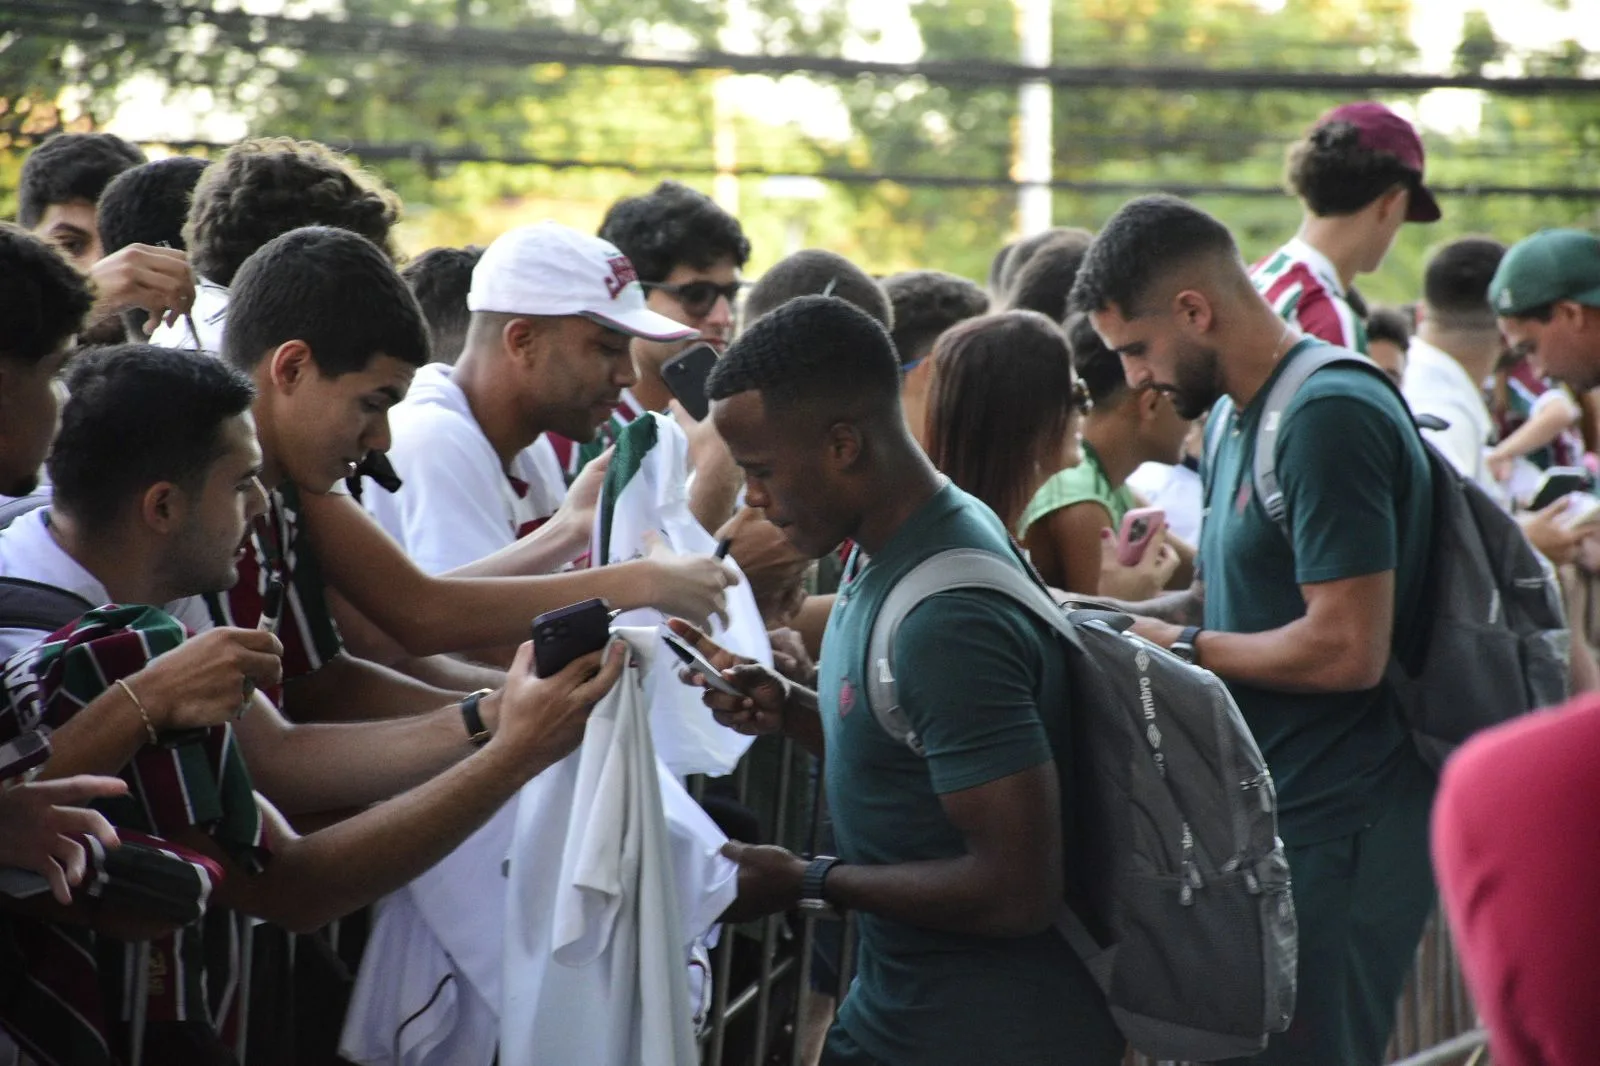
661, 343, 719, 422
1530, 467, 1593, 511
1116, 507, 1166, 567
531, 598, 612, 679
661, 630, 744, 697
0, 731, 50, 781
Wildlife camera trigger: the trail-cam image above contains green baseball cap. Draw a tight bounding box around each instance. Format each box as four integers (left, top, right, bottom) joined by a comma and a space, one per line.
1489, 228, 1600, 317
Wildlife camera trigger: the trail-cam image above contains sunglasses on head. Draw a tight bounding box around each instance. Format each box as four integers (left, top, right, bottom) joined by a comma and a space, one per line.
641, 279, 745, 318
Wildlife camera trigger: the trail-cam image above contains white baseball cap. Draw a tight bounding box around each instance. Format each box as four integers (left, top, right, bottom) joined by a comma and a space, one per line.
467, 221, 699, 343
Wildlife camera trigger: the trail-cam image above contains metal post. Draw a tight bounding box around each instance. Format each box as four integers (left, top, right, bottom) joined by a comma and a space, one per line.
128, 941, 150, 1066
750, 739, 796, 1063
1015, 0, 1053, 235
235, 915, 255, 1063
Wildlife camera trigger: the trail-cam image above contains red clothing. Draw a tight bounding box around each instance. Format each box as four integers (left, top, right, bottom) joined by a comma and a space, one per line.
1432, 693, 1600, 1066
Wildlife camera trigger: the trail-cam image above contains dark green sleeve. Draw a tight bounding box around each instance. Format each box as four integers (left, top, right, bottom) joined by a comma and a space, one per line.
893, 591, 1056, 795
1276, 386, 1404, 585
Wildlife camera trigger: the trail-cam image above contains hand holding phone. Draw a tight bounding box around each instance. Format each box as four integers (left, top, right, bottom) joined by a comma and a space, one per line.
532, 598, 613, 679
1530, 466, 1593, 511
1117, 507, 1167, 567
660, 343, 720, 422
662, 629, 744, 696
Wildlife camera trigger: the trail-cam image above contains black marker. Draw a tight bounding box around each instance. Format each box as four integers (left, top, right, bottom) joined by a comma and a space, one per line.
714, 538, 733, 560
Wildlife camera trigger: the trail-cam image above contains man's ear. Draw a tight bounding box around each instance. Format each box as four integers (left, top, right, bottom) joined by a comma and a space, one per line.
504, 317, 544, 365
1377, 183, 1410, 223
823, 421, 864, 472
138, 481, 187, 535
1173, 289, 1215, 334
267, 340, 316, 393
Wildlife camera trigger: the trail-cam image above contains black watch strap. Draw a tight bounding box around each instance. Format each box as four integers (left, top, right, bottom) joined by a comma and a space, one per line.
1174, 626, 1203, 665
801, 855, 842, 906
461, 688, 494, 747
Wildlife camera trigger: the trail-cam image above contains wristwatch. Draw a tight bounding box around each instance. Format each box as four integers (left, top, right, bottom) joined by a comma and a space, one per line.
460, 688, 494, 747
1171, 627, 1203, 666
799, 855, 844, 918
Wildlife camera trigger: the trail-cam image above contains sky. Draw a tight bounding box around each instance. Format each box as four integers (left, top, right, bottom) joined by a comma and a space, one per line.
108, 0, 1600, 147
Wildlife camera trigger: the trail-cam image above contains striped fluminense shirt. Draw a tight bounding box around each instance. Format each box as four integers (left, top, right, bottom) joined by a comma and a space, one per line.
1251, 237, 1368, 355
0, 605, 267, 1065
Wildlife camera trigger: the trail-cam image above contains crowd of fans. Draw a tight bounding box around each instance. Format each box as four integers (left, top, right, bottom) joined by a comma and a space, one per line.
0, 96, 1597, 1066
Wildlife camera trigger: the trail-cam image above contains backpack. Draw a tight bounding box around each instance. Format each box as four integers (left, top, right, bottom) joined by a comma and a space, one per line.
0, 578, 94, 635
1208, 345, 1570, 770
864, 548, 1296, 1062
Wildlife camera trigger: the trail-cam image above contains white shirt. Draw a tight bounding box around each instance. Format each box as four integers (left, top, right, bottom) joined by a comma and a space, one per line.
0, 507, 213, 660
148, 279, 230, 353
1402, 338, 1501, 503
500, 628, 737, 1066
364, 364, 566, 576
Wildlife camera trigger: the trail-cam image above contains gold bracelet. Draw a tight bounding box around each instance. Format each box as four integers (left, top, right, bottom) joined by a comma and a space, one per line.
114, 678, 159, 747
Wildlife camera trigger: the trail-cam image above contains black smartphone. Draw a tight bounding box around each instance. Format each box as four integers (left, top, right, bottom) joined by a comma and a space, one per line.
1530, 466, 1593, 511
660, 342, 719, 422
661, 631, 743, 696
0, 731, 51, 781
531, 598, 612, 678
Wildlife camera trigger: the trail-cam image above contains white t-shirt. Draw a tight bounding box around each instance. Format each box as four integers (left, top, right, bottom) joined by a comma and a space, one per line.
0, 507, 213, 660
148, 278, 230, 354
1402, 338, 1502, 504
364, 364, 566, 576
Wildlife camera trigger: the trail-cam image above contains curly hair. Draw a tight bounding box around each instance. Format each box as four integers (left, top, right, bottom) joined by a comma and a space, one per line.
184, 138, 401, 287
1287, 121, 1423, 217
925, 311, 1077, 530
598, 180, 750, 284
96, 156, 211, 255
743, 249, 892, 330
18, 133, 145, 229
0, 222, 94, 365
882, 270, 989, 366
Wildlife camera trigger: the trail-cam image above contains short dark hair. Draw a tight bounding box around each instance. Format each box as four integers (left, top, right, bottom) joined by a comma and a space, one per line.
598, 180, 751, 284
49, 345, 256, 533
743, 250, 892, 330
707, 294, 901, 421
882, 270, 989, 366
401, 245, 483, 365
0, 223, 94, 365
997, 226, 1085, 298
1069, 195, 1240, 318
1005, 229, 1094, 321
224, 226, 430, 377
1365, 307, 1412, 350
185, 138, 401, 287
1065, 312, 1129, 406
1423, 237, 1506, 329
18, 133, 145, 229
925, 311, 1077, 529
96, 156, 211, 256
1287, 121, 1424, 217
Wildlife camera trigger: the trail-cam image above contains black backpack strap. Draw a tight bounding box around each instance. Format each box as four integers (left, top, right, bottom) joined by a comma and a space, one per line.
0, 578, 96, 634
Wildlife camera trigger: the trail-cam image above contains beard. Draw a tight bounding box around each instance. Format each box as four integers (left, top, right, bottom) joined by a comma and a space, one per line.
1167, 341, 1225, 421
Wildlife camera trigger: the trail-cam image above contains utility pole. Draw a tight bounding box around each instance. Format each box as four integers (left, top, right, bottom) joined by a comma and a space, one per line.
1016, 0, 1053, 235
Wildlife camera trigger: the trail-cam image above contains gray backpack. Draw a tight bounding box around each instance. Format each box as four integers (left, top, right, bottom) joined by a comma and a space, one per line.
864, 548, 1297, 1062
1212, 345, 1570, 769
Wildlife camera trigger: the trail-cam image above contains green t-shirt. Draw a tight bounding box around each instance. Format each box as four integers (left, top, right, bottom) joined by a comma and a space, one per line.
1200, 340, 1433, 845
1018, 446, 1137, 537
817, 483, 1122, 1066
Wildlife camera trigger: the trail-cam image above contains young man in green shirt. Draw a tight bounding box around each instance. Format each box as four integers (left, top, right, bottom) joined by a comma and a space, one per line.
1073, 194, 1437, 1066
674, 295, 1121, 1066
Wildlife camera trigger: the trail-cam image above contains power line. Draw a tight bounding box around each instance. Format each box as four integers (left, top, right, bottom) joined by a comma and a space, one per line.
7, 0, 1600, 97
72, 137, 1600, 201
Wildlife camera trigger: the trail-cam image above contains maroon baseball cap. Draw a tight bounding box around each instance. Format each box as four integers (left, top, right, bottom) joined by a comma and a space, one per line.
1312, 101, 1442, 223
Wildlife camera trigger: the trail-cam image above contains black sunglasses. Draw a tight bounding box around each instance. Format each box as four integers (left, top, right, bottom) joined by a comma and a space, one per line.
641, 280, 745, 318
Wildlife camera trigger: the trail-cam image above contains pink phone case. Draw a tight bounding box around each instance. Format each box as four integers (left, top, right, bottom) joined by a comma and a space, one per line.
1117, 507, 1166, 567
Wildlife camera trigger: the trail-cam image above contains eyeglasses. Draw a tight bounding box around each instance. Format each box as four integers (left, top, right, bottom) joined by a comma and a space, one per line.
641, 280, 745, 319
